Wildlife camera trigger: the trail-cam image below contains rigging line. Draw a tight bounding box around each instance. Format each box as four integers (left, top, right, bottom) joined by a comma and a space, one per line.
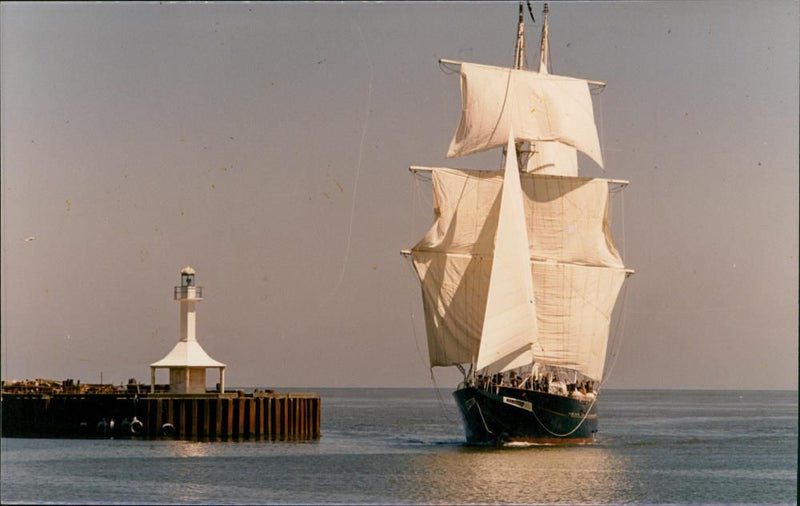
406, 179, 458, 425
475, 402, 495, 435
411, 171, 421, 244
529, 393, 597, 438
545, 6, 553, 76
429, 367, 460, 424
484, 61, 516, 160
405, 175, 429, 371
596, 184, 629, 391
332, 19, 374, 293
409, 169, 416, 249
598, 92, 606, 174
620, 187, 626, 259
404, 258, 429, 372
438, 60, 460, 75
405, 177, 449, 415
1, 158, 7, 379
409, 172, 433, 228
599, 277, 630, 392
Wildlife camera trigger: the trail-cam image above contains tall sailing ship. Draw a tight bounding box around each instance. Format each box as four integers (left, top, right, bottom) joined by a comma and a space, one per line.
402, 3, 633, 444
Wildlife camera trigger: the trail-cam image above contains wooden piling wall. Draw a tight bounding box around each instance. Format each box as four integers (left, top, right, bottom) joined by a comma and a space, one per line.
0, 392, 320, 440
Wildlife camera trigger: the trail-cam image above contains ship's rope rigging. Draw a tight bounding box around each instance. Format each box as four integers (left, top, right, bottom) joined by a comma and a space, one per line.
404, 2, 631, 444
600, 280, 630, 391
530, 392, 598, 438
597, 89, 606, 174
439, 1, 534, 76
402, 254, 460, 425
404, 175, 429, 371
405, 174, 461, 425
438, 60, 460, 75
429, 369, 461, 424
403, 169, 631, 435
599, 188, 630, 390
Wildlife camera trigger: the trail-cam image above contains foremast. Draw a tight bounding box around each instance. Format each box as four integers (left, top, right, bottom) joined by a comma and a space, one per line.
537, 3, 549, 73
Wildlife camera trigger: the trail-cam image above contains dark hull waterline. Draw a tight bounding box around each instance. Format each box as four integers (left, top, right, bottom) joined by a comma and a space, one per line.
453, 386, 598, 444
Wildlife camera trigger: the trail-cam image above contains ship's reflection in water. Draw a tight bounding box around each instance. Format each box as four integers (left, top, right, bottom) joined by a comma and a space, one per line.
409, 444, 631, 504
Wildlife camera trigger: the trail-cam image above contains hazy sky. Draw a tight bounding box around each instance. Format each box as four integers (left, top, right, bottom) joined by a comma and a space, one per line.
2, 1, 797, 390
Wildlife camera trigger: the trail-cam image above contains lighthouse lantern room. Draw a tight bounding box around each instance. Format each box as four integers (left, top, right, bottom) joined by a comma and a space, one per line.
150, 267, 226, 394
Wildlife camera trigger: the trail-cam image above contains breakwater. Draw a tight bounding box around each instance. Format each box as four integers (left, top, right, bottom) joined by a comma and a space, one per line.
1, 391, 320, 440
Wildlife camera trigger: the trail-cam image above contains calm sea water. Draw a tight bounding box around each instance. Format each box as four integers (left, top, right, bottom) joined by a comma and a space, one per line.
1, 389, 796, 505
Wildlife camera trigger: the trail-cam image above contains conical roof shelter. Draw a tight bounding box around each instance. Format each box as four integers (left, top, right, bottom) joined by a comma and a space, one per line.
149, 341, 226, 369
150, 267, 226, 394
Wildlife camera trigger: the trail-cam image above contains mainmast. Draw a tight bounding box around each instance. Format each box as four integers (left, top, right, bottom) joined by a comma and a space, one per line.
513, 2, 549, 166
512, 3, 526, 162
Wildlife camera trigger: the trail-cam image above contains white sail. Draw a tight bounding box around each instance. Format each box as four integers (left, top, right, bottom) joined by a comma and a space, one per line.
411, 250, 489, 366
531, 261, 626, 380
413, 168, 623, 267
410, 167, 625, 378
447, 62, 603, 168
521, 174, 623, 268
519, 2, 581, 178
475, 132, 538, 372
524, 140, 578, 176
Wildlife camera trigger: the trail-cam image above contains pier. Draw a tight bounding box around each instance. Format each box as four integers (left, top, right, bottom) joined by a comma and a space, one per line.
1, 390, 320, 440
1, 268, 321, 441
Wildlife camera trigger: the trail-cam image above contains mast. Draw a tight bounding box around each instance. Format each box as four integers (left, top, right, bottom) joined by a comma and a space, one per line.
514, 2, 526, 70
538, 3, 549, 74
512, 2, 527, 163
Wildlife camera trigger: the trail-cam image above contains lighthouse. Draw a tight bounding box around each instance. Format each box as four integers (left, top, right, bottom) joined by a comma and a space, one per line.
150, 267, 226, 394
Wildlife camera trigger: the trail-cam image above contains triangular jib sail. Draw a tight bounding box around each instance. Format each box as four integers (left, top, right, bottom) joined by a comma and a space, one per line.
476, 132, 538, 372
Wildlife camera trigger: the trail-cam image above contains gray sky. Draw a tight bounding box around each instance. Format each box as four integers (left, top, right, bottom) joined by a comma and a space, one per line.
1, 1, 797, 390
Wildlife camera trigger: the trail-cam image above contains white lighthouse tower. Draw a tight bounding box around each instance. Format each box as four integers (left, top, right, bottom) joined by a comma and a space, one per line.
150, 267, 226, 394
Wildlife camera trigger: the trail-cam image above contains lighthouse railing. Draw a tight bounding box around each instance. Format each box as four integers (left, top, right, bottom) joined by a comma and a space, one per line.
174, 286, 203, 300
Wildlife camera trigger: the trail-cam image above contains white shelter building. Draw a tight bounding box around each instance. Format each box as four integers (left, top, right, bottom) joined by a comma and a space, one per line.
150, 267, 226, 394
